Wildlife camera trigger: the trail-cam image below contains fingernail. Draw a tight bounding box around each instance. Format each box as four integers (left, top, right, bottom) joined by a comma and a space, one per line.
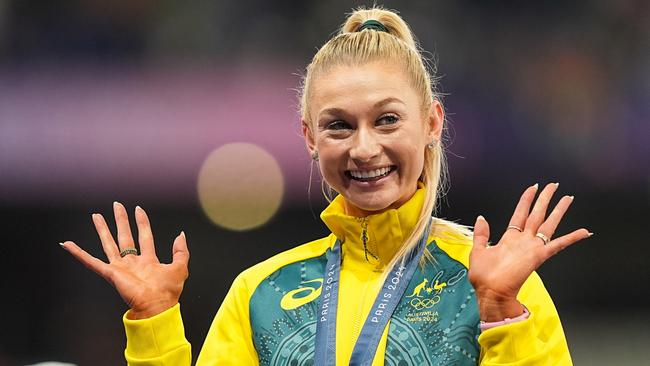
180, 230, 186, 238
533, 183, 539, 189
477, 215, 485, 221
587, 232, 594, 237
554, 182, 560, 187
59, 242, 66, 249
568, 195, 575, 200
136, 205, 142, 211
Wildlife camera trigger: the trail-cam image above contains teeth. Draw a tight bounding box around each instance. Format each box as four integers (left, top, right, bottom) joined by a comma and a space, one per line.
350, 167, 391, 179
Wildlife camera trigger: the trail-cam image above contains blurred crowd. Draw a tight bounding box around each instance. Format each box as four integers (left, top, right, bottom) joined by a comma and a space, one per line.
0, 1, 646, 203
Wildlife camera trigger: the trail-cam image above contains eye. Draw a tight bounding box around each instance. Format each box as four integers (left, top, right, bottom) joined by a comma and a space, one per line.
326, 120, 351, 130
377, 114, 399, 126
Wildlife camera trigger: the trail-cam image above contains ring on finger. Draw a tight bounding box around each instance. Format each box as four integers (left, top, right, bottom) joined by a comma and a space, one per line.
535, 232, 550, 245
507, 225, 523, 232
120, 248, 138, 257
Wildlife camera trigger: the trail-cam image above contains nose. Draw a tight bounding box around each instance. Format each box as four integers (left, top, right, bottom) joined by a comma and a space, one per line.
349, 125, 381, 163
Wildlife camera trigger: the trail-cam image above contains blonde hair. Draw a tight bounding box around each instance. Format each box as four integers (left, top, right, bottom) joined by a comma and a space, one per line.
300, 6, 473, 269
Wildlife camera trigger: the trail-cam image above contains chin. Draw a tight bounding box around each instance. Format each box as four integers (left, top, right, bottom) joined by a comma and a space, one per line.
345, 193, 399, 216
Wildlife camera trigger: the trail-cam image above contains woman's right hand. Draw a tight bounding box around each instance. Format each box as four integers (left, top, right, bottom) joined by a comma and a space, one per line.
61, 202, 190, 319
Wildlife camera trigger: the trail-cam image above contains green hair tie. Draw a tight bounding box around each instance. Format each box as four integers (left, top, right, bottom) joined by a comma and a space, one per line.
356, 19, 388, 33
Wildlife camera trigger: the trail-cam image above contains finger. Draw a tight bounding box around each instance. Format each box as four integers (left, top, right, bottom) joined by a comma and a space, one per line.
472, 215, 490, 252
135, 206, 157, 259
171, 231, 190, 275
92, 213, 120, 262
113, 201, 136, 252
61, 241, 111, 279
524, 182, 559, 233
507, 184, 538, 230
537, 195, 574, 238
543, 229, 591, 258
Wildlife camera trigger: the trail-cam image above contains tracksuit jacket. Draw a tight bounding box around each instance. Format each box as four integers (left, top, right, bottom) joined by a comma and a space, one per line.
123, 187, 572, 365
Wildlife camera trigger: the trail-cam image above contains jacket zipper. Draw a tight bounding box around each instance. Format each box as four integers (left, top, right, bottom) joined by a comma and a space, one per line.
358, 217, 378, 261
350, 217, 378, 359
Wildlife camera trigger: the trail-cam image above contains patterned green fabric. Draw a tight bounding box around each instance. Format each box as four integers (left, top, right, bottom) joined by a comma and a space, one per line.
249, 242, 480, 365
386, 243, 480, 365
250, 255, 326, 365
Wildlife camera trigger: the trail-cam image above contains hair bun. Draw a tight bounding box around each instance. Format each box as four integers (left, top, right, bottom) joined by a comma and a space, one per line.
341, 7, 418, 51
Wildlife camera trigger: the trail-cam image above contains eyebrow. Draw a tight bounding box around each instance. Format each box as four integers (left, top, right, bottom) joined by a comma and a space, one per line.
318, 97, 406, 119
373, 97, 406, 109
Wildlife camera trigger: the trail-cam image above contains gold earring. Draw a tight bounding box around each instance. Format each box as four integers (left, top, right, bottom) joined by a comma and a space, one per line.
311, 151, 319, 161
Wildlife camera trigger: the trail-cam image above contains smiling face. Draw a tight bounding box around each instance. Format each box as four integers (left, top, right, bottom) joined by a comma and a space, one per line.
303, 61, 444, 216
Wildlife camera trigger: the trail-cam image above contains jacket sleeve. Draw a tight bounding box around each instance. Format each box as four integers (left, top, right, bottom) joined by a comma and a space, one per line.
122, 272, 259, 365
477, 272, 573, 365
123, 303, 192, 365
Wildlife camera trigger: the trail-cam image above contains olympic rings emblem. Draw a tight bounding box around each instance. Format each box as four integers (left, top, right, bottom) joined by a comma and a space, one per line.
409, 296, 440, 310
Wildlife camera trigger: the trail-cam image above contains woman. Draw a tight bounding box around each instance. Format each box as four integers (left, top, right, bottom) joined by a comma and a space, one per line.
61, 7, 591, 365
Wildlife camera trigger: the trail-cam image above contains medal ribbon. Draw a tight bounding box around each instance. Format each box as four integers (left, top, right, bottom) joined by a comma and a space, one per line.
314, 219, 432, 365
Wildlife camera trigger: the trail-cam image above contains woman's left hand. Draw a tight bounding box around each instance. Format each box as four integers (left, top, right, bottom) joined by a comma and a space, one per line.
468, 182, 592, 322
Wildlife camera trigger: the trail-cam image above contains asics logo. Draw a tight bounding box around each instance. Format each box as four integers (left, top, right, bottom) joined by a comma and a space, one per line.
280, 279, 323, 310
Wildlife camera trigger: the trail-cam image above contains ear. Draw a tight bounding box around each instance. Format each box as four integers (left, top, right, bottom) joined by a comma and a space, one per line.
301, 119, 317, 156
425, 100, 444, 142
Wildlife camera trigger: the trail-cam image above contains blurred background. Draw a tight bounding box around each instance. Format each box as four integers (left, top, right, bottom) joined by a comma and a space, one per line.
1, 0, 647, 365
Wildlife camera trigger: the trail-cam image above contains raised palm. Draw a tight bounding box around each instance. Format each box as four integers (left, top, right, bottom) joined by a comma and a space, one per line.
468, 183, 591, 321
62, 202, 190, 319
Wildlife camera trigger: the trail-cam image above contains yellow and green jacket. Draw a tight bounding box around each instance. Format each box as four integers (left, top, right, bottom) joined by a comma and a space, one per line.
123, 187, 572, 365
